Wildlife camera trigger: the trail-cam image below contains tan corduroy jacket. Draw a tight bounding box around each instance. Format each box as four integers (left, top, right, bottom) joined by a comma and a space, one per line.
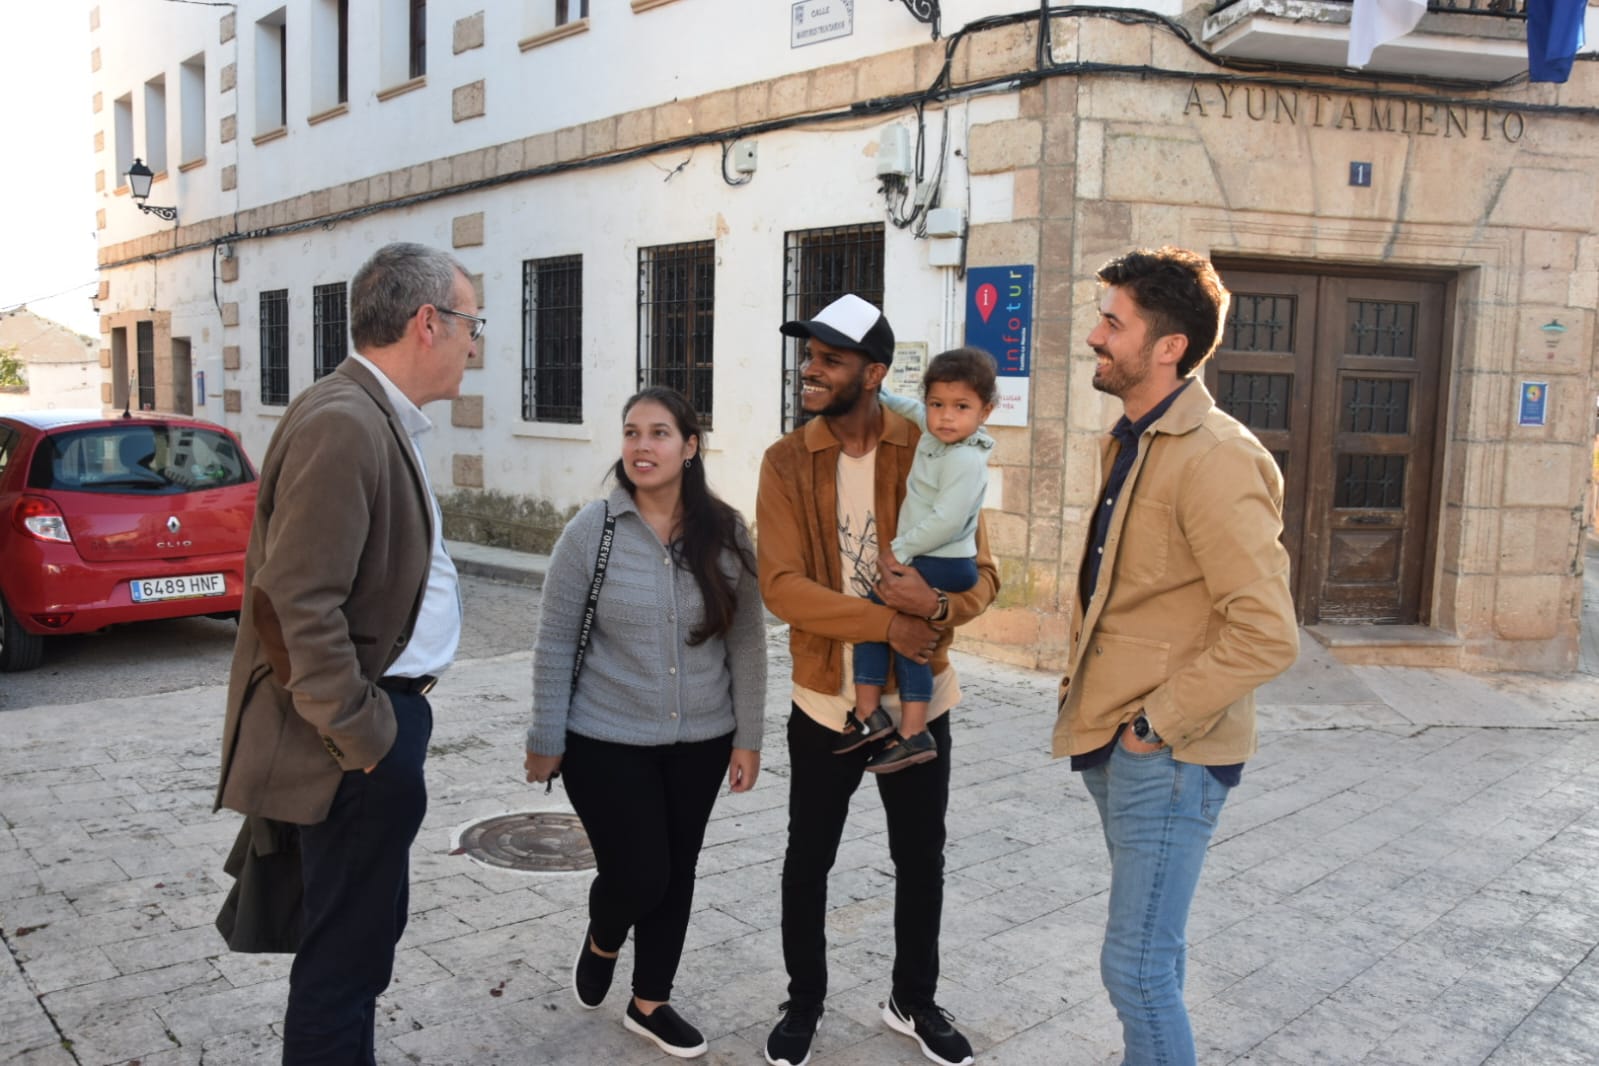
1052, 378, 1299, 766
757, 404, 1000, 695
215, 360, 433, 825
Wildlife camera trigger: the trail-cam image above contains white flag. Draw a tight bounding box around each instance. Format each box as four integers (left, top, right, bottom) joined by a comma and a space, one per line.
1348, 0, 1429, 67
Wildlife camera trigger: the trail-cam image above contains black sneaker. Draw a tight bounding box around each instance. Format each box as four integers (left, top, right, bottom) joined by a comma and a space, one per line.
623, 1000, 708, 1059
764, 1000, 824, 1066
571, 928, 616, 1010
832, 707, 894, 754
882, 994, 973, 1066
866, 730, 938, 774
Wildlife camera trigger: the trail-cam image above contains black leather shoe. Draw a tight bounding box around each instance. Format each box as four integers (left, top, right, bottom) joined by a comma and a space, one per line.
623, 1000, 708, 1058
572, 928, 616, 1010
832, 707, 894, 754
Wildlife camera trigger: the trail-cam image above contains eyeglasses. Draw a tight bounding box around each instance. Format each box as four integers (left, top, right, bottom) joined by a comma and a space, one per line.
436, 307, 487, 341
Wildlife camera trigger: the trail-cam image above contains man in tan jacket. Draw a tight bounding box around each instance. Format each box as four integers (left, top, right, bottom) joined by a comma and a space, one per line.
1054, 247, 1298, 1066
215, 242, 479, 1065
758, 295, 998, 1066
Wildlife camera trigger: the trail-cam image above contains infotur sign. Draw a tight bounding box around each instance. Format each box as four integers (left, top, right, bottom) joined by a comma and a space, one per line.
791, 1, 854, 48
965, 265, 1034, 427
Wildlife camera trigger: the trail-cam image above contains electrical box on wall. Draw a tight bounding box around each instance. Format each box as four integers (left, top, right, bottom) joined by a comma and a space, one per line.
876, 125, 913, 178
924, 207, 963, 238
731, 140, 758, 174
928, 238, 963, 268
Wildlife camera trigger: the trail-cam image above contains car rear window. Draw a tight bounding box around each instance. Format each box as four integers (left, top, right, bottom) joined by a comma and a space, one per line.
27, 424, 255, 494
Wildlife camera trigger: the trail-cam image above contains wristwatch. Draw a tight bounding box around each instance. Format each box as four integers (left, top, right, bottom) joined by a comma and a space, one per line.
927, 589, 950, 624
1132, 712, 1163, 746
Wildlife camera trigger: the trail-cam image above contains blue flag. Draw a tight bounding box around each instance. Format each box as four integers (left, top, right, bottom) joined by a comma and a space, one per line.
1527, 0, 1586, 83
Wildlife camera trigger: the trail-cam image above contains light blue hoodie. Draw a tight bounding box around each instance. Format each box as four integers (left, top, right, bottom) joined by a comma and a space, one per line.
881, 390, 995, 560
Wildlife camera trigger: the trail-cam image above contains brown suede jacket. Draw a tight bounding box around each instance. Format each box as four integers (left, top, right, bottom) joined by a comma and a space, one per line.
756, 404, 1000, 694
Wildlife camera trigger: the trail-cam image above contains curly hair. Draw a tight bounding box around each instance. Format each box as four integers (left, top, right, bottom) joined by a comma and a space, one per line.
1096, 247, 1231, 377
921, 346, 999, 405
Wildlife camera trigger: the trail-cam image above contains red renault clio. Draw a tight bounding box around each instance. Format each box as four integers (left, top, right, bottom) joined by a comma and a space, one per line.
0, 410, 258, 671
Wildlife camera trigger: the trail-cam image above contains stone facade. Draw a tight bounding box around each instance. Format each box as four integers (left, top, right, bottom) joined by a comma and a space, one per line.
89, 2, 1599, 673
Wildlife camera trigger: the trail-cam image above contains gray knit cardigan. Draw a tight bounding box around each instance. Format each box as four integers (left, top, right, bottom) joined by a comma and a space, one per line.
526, 487, 766, 755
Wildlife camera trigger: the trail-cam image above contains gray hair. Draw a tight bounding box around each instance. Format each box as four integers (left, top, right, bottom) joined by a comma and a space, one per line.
349, 242, 469, 350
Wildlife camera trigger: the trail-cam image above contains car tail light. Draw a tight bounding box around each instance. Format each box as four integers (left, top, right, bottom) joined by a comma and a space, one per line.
13, 495, 73, 544
32, 613, 74, 629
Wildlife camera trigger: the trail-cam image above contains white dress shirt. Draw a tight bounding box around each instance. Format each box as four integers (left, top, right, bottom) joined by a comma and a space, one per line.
349, 353, 461, 679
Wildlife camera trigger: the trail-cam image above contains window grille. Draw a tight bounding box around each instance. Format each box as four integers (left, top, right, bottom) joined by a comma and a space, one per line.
638, 241, 715, 426
781, 223, 886, 430
261, 289, 290, 406
409, 0, 426, 78
313, 282, 348, 380
522, 255, 583, 424
135, 321, 156, 411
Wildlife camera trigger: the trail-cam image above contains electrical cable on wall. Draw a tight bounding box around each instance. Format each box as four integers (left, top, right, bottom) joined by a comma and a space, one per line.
100, 3, 1596, 272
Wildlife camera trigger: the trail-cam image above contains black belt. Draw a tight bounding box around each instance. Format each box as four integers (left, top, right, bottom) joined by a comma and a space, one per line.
379, 674, 437, 695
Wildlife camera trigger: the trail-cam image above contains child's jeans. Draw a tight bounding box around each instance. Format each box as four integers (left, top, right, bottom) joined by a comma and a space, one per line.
854, 554, 979, 705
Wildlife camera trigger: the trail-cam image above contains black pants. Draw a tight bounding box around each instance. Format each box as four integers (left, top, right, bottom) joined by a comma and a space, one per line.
781, 706, 952, 1010
561, 729, 732, 1002
283, 690, 432, 1066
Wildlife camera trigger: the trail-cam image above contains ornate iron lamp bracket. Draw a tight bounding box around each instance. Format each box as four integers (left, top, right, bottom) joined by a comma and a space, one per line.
889, 0, 941, 39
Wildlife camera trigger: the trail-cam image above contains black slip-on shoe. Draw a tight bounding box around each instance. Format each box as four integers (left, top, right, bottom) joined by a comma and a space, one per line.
572, 929, 616, 1010
832, 706, 895, 754
764, 999, 824, 1065
882, 993, 974, 1066
866, 730, 939, 774
623, 1000, 708, 1059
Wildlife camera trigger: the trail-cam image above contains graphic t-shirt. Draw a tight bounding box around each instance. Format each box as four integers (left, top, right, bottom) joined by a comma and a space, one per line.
792, 447, 960, 731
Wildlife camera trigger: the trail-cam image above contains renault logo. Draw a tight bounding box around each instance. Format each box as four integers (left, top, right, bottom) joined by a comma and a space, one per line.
166, 516, 181, 534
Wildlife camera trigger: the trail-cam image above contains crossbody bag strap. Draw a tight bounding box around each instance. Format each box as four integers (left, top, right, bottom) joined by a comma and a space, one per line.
571, 505, 617, 693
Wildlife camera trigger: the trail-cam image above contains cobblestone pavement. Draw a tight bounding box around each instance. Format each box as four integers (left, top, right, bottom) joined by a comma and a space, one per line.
3, 586, 1598, 1064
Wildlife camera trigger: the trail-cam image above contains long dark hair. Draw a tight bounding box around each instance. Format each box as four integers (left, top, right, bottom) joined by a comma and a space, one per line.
612, 386, 755, 646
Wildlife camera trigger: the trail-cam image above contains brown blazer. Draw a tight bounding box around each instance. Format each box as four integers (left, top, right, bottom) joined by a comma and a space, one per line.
1052, 378, 1299, 766
756, 404, 1000, 696
215, 359, 433, 825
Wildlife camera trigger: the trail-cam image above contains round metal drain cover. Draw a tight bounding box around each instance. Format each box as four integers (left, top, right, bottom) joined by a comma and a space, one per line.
456, 812, 595, 872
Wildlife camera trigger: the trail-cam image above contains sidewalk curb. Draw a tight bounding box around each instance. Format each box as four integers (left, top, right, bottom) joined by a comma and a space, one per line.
454, 556, 544, 588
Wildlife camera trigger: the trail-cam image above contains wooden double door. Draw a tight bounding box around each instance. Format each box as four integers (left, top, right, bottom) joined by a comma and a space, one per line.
1205, 268, 1448, 624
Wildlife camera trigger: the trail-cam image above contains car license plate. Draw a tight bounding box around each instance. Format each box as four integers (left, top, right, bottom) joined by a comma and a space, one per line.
129, 573, 227, 603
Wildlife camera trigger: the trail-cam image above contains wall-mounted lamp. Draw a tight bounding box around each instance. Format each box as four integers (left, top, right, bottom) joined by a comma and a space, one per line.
125, 159, 178, 222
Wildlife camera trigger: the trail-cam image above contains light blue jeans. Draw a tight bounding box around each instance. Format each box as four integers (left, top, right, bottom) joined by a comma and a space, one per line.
1081, 742, 1231, 1066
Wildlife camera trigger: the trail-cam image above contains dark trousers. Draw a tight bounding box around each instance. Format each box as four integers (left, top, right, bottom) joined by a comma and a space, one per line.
283, 691, 432, 1066
561, 729, 733, 1002
854, 555, 980, 704
781, 706, 951, 1010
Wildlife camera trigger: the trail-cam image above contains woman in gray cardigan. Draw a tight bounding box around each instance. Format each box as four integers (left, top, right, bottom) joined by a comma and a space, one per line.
524, 386, 765, 1059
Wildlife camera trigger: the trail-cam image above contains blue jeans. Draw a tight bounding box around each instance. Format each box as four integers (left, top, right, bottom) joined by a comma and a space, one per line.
1081, 742, 1231, 1066
853, 554, 978, 704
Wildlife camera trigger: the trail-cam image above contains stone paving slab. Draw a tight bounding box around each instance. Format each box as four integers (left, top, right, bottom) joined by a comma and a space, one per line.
2, 632, 1598, 1065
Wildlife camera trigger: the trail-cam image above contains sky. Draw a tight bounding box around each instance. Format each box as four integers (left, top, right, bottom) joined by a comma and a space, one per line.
0, 4, 100, 337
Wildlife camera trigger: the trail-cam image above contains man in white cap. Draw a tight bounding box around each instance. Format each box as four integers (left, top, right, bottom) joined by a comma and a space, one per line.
756, 294, 999, 1066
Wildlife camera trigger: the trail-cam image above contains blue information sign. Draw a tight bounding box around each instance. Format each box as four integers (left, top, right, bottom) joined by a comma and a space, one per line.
964, 266, 1034, 378
1518, 381, 1548, 427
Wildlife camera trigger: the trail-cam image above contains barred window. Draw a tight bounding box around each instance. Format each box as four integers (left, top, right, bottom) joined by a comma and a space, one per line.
135, 320, 156, 411
782, 223, 886, 430
638, 241, 715, 426
522, 255, 583, 424
260, 289, 289, 406
313, 282, 348, 380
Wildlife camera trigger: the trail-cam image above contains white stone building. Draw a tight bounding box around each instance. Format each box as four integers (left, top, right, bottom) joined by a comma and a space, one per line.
90, 0, 1599, 671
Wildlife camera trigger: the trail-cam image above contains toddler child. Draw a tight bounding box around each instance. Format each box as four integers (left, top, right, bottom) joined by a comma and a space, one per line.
833, 346, 997, 773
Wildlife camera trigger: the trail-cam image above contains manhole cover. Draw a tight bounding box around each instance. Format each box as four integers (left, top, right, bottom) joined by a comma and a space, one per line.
455, 812, 595, 872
